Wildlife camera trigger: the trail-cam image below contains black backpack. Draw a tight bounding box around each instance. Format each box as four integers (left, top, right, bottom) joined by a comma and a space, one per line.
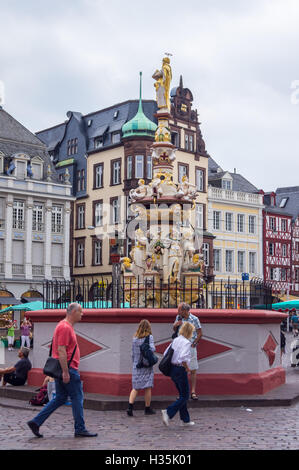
136, 335, 158, 369
158, 344, 174, 376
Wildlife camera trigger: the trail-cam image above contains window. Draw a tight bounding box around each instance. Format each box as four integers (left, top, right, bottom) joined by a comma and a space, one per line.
296, 242, 299, 254
16, 161, 26, 179
94, 163, 103, 189
67, 138, 78, 156
76, 204, 85, 229
249, 215, 256, 234
111, 159, 121, 185
282, 244, 287, 257
196, 169, 204, 191
31, 162, 42, 180
269, 243, 274, 256
281, 268, 286, 281
281, 219, 287, 232
279, 198, 288, 208
295, 268, 299, 282
135, 155, 144, 179
202, 243, 209, 266
127, 156, 132, 179
225, 213, 233, 232
113, 110, 119, 119
213, 249, 221, 272
94, 201, 103, 227
270, 217, 276, 231
112, 132, 121, 144
111, 198, 120, 224
225, 250, 233, 272
222, 179, 232, 190
77, 169, 85, 192
95, 137, 103, 149
146, 156, 152, 179
237, 251, 245, 273
76, 240, 85, 267
178, 164, 188, 183
195, 203, 203, 229
270, 267, 276, 280
13, 201, 25, 230
171, 132, 179, 147
249, 252, 256, 273
93, 239, 102, 265
185, 134, 189, 150
189, 135, 193, 152
52, 206, 63, 233
213, 211, 221, 230
237, 214, 245, 233
32, 204, 44, 231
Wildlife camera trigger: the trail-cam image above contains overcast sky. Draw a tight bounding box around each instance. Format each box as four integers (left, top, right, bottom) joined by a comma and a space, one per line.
0, 0, 298, 192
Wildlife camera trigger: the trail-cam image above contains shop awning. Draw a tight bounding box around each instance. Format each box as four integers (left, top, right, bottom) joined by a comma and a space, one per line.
272, 299, 299, 310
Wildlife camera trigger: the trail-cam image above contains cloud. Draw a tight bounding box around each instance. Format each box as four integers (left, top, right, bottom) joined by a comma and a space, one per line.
0, 0, 298, 191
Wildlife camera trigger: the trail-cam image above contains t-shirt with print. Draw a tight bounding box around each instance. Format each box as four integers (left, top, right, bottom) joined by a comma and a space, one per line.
52, 319, 80, 370
175, 312, 201, 343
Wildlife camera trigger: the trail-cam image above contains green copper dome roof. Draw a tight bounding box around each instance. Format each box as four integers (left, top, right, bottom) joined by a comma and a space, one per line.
122, 72, 157, 139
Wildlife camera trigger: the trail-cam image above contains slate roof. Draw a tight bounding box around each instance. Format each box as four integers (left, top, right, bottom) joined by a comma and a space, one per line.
0, 107, 59, 182
208, 156, 258, 194
275, 186, 299, 221
36, 100, 158, 154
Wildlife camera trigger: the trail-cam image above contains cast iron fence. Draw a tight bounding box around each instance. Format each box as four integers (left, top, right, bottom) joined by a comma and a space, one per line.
43, 276, 273, 310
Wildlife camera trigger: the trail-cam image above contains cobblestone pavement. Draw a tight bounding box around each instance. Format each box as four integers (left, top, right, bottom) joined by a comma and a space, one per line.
0, 332, 299, 450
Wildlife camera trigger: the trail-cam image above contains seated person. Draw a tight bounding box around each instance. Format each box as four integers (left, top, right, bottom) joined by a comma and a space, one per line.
0, 347, 32, 386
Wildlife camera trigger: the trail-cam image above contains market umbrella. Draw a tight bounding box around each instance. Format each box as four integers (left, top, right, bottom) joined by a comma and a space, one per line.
0, 301, 45, 314
271, 299, 299, 310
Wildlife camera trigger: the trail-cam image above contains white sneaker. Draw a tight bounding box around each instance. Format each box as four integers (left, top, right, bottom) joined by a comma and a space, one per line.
161, 409, 170, 427
181, 421, 195, 426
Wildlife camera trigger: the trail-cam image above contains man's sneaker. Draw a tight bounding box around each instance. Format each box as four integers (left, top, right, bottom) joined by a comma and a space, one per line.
27, 420, 43, 438
181, 421, 195, 426
74, 430, 98, 438
161, 409, 170, 427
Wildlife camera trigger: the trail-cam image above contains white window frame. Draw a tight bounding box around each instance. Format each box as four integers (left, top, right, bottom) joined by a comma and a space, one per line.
135, 155, 144, 179
237, 214, 245, 233
127, 156, 132, 179
248, 215, 256, 234
195, 203, 203, 229
225, 212, 233, 232
94, 240, 102, 265
146, 155, 152, 179
202, 243, 209, 266
249, 252, 257, 274
13, 201, 25, 230
213, 249, 221, 272
237, 251, 245, 273
77, 242, 84, 267
112, 198, 120, 224
52, 206, 63, 233
112, 160, 121, 185
77, 205, 85, 229
95, 202, 103, 227
225, 250, 234, 273
32, 204, 44, 232
196, 169, 204, 191
213, 211, 221, 231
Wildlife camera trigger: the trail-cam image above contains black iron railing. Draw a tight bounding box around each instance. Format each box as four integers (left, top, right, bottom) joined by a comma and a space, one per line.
43, 277, 273, 310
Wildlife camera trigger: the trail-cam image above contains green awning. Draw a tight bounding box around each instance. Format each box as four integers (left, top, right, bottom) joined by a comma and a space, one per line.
272, 299, 299, 310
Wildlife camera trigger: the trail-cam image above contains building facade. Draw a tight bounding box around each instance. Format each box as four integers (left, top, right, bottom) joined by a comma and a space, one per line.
208, 158, 264, 306
0, 107, 74, 308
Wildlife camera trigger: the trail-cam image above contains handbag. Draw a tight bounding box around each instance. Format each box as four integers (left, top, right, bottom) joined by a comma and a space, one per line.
136, 335, 158, 369
43, 342, 77, 380
158, 343, 174, 376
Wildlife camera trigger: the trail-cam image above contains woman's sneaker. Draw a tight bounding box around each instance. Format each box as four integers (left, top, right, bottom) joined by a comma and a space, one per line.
161, 409, 169, 426
181, 421, 195, 426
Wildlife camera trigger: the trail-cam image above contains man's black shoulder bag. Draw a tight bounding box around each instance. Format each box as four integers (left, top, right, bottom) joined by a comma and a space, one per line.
43, 342, 77, 380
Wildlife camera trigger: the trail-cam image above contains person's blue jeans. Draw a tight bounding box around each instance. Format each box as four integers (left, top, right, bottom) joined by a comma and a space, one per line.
166, 365, 190, 423
31, 368, 86, 433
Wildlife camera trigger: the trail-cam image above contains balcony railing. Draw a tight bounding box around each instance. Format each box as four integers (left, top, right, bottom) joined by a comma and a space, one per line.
52, 267, 63, 277
209, 187, 262, 205
32, 265, 44, 276
12, 264, 24, 275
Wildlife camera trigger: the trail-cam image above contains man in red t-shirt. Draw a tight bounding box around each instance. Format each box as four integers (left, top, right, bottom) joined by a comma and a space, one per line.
27, 303, 98, 439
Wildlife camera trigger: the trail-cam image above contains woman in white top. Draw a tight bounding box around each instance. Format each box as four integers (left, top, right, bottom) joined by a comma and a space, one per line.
161, 322, 195, 427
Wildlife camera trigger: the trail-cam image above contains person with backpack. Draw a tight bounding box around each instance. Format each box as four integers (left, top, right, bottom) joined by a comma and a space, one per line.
161, 322, 196, 427
127, 319, 157, 417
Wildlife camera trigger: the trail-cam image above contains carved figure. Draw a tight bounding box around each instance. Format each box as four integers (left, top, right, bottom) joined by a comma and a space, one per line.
129, 179, 148, 202
152, 57, 172, 111
6, 159, 15, 176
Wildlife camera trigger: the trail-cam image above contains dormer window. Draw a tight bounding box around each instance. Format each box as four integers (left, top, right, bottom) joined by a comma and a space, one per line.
30, 156, 43, 180
13, 153, 30, 179
95, 137, 103, 149
222, 179, 232, 190
113, 110, 119, 119
112, 132, 121, 144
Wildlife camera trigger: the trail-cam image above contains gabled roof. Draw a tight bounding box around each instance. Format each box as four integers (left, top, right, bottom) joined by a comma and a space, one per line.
0, 107, 46, 147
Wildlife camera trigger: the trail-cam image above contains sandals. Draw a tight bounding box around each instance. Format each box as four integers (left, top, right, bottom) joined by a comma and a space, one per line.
191, 393, 199, 400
